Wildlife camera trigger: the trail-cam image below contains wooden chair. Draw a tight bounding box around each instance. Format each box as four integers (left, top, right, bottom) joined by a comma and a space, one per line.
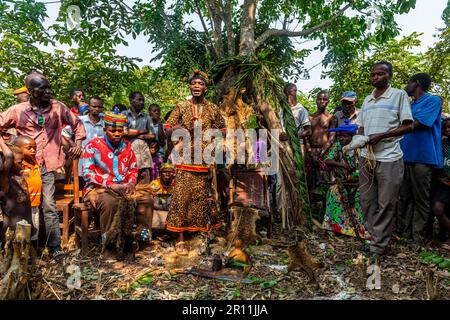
55, 159, 81, 247
73, 201, 99, 256
74, 191, 167, 256
229, 167, 273, 238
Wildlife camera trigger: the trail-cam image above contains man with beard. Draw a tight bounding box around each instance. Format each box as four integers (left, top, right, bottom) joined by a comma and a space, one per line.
357, 61, 413, 259
124, 92, 155, 184
305, 90, 337, 196
69, 88, 88, 117
0, 72, 86, 258
399, 73, 443, 242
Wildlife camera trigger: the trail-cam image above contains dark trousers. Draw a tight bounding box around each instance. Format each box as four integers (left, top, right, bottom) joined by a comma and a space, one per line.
398, 163, 432, 242
41, 164, 61, 249
359, 158, 404, 254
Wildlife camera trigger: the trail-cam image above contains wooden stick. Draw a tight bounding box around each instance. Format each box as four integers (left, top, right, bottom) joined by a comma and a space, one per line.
43, 278, 61, 300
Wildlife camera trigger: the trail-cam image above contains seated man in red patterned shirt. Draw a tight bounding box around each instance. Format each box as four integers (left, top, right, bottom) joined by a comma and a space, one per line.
81, 112, 153, 258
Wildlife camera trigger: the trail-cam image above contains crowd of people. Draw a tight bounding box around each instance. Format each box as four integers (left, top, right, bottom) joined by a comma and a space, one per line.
286, 61, 449, 259
0, 61, 449, 263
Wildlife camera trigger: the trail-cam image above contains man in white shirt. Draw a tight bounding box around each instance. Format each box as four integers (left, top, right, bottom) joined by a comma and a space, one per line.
282, 83, 312, 141
356, 61, 413, 259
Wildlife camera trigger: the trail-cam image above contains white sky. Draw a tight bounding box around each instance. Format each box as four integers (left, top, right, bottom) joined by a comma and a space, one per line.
39, 0, 448, 92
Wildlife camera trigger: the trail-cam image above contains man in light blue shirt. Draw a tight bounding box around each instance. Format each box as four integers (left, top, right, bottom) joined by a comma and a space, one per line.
62, 96, 105, 177
399, 73, 443, 242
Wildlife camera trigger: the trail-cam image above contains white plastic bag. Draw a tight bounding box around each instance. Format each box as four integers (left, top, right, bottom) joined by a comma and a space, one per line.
342, 135, 369, 153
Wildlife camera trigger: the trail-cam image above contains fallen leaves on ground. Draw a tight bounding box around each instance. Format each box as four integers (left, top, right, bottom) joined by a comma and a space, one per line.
28, 225, 450, 300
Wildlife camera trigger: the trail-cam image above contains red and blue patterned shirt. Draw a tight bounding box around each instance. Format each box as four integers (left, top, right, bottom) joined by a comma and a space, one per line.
81, 136, 138, 193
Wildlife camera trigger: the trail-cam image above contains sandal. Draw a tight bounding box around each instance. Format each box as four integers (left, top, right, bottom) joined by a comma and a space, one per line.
175, 241, 189, 256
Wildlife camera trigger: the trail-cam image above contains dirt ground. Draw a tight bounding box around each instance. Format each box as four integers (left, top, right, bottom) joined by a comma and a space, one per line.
29, 221, 450, 300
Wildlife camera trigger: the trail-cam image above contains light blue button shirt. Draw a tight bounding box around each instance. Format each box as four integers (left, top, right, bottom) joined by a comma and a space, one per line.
62, 115, 105, 176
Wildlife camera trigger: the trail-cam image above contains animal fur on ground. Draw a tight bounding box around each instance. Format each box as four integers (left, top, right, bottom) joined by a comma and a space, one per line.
287, 240, 323, 286
226, 206, 262, 247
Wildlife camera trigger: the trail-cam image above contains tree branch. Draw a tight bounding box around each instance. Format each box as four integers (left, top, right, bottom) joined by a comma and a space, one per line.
223, 0, 235, 56
205, 0, 225, 59
194, 0, 211, 35
255, 0, 354, 49
193, 0, 216, 59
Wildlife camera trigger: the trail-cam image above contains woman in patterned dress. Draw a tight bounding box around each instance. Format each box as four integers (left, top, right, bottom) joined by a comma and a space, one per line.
164, 70, 226, 255
322, 120, 371, 240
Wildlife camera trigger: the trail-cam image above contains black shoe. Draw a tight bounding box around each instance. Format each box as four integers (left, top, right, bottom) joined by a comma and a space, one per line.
358, 243, 371, 253
365, 251, 384, 264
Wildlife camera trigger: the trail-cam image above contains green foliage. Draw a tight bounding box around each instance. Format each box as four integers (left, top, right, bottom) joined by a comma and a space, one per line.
246, 275, 286, 289
419, 251, 450, 271
326, 32, 426, 109
259, 277, 286, 289
131, 273, 154, 290
443, 0, 450, 26
326, 30, 450, 112
0, 0, 188, 112
426, 27, 450, 111
24, 0, 415, 88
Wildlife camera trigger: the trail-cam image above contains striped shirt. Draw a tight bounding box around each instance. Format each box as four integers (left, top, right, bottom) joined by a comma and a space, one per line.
356, 86, 412, 162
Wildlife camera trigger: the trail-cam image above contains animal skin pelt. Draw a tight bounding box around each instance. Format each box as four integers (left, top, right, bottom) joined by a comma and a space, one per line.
226, 206, 262, 247
101, 191, 136, 258
287, 240, 323, 284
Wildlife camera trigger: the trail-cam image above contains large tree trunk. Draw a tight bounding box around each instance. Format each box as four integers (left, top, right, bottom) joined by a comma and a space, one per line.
214, 64, 307, 229
0, 220, 32, 299
239, 0, 257, 56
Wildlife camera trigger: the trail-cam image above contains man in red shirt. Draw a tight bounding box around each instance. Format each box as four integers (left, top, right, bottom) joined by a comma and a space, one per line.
0, 72, 86, 258
81, 112, 153, 259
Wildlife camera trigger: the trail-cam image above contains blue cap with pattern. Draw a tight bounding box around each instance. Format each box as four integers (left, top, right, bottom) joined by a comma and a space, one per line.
341, 91, 357, 101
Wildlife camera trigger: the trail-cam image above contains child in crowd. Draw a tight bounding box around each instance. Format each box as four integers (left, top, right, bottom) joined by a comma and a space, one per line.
149, 103, 166, 158
0, 136, 33, 244
150, 163, 176, 211
150, 141, 164, 182
15, 136, 41, 242
322, 120, 371, 240
431, 118, 450, 252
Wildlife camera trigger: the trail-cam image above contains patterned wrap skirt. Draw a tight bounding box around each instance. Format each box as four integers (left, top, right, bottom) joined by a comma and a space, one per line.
165, 169, 222, 232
